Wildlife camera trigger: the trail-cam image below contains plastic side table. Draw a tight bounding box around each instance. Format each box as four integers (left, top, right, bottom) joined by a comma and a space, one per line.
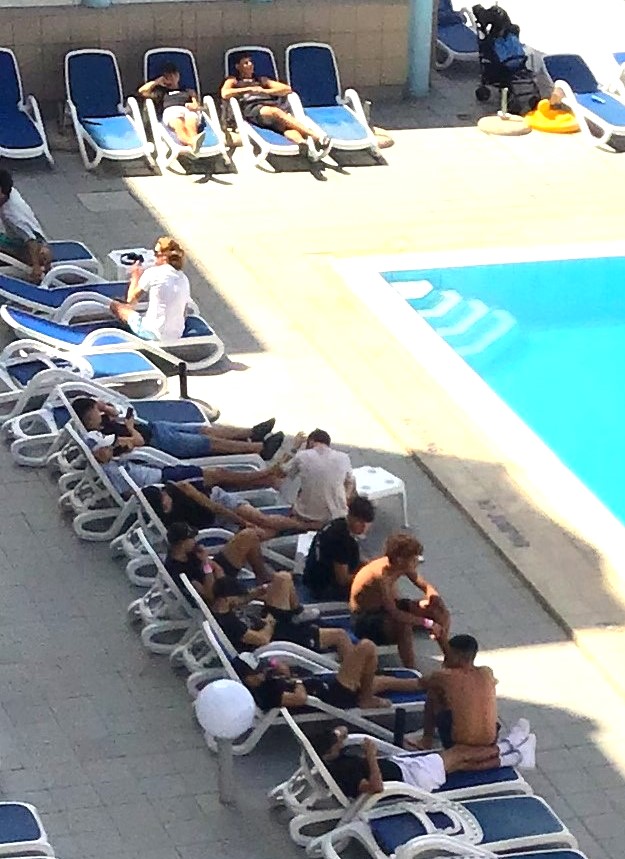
353, 465, 409, 528
108, 247, 156, 281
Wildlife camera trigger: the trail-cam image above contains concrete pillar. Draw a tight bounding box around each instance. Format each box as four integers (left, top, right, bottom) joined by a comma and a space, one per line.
407, 0, 437, 97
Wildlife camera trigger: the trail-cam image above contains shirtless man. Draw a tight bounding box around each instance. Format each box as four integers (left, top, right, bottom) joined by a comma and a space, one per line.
349, 533, 450, 669
415, 634, 500, 750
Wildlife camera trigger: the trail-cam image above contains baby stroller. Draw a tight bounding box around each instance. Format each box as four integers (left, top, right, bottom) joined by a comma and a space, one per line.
472, 4, 540, 114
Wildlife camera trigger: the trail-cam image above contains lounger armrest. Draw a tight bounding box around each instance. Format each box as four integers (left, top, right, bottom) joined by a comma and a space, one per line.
460, 6, 477, 28
201, 94, 222, 132
126, 95, 154, 158
395, 834, 495, 859
0, 337, 59, 362
344, 733, 404, 755
344, 88, 370, 128
254, 643, 339, 671
287, 92, 306, 121
359, 781, 435, 814
42, 265, 106, 288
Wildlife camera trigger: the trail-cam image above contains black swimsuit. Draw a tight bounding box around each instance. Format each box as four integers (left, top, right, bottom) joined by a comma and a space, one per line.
235, 77, 288, 127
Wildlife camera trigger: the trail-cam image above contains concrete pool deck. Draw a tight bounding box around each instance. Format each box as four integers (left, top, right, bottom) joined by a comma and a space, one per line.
3, 56, 625, 859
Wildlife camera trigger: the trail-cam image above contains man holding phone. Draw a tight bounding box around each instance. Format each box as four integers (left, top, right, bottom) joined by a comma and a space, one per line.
71, 396, 284, 461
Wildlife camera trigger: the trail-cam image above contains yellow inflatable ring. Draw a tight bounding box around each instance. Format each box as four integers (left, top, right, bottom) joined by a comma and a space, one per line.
526, 99, 580, 134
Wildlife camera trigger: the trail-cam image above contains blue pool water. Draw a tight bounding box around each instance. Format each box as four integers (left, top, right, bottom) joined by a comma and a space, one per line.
384, 256, 625, 524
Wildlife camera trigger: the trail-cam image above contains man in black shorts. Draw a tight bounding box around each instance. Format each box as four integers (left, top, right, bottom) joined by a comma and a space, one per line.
221, 53, 332, 160
233, 639, 425, 712
211, 575, 351, 658
303, 495, 375, 601
164, 521, 272, 602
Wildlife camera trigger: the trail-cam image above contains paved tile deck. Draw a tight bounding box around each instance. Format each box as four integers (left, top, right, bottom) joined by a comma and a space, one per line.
2, 61, 625, 859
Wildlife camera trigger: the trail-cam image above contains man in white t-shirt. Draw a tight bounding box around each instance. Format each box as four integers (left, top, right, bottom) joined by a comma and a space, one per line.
0, 168, 51, 283
280, 429, 355, 526
110, 236, 190, 341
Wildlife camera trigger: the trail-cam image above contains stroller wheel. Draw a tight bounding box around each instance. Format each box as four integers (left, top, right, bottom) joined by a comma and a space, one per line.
475, 85, 491, 102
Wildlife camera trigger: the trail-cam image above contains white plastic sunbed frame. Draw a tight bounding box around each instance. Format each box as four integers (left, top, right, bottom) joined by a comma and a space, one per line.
143, 47, 232, 175
435, 6, 479, 70
0, 48, 54, 166
394, 837, 588, 859
270, 710, 532, 852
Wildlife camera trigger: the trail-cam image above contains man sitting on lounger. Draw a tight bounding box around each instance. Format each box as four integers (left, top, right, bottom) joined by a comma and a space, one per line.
414, 634, 504, 751
139, 62, 205, 154
110, 236, 189, 342
0, 168, 51, 284
235, 638, 423, 712
303, 495, 375, 601
221, 53, 332, 160
165, 520, 272, 597
72, 396, 283, 460
311, 720, 536, 799
86, 431, 309, 536
350, 533, 451, 669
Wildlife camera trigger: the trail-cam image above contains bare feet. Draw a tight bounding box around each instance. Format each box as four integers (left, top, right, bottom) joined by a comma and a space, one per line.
358, 695, 391, 710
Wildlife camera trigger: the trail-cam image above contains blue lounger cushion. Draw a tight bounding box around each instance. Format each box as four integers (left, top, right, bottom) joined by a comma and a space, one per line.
0, 109, 43, 150
132, 398, 206, 423
303, 106, 368, 141
315, 670, 425, 706
7, 350, 156, 387
544, 55, 625, 128
0, 803, 43, 844
0, 274, 126, 308
254, 126, 296, 148
576, 92, 625, 125
371, 796, 565, 853
288, 46, 339, 107
439, 22, 478, 53
435, 765, 519, 791
49, 241, 96, 264
81, 115, 143, 151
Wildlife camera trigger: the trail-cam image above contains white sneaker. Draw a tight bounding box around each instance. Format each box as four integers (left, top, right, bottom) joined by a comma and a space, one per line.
506, 717, 531, 747
517, 733, 537, 769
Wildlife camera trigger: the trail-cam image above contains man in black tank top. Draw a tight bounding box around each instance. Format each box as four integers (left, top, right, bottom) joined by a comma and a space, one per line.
221, 53, 333, 161
139, 62, 206, 155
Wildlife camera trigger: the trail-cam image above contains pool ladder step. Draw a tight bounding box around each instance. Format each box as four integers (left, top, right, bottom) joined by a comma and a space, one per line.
456, 310, 518, 357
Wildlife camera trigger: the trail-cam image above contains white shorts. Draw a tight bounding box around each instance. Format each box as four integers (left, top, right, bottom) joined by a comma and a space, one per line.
392, 754, 446, 792
162, 105, 195, 127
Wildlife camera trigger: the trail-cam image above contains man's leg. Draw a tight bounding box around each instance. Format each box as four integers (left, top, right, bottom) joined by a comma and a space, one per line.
168, 117, 195, 147
391, 618, 417, 669
201, 466, 277, 490
335, 639, 387, 709
263, 570, 296, 610
218, 527, 269, 582
234, 502, 309, 534
204, 437, 264, 455
258, 107, 326, 144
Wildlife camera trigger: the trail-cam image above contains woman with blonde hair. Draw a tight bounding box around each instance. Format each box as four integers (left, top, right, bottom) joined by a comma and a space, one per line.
111, 236, 190, 341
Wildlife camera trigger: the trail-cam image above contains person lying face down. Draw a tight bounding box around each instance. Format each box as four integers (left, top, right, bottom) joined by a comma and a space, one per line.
311, 721, 536, 798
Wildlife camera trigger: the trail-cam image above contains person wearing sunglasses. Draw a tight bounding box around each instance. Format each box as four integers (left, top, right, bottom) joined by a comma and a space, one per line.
110, 236, 190, 341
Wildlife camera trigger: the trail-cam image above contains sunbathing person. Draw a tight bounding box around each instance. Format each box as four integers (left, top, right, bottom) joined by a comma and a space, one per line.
212, 574, 353, 659
72, 397, 283, 460
110, 236, 190, 342
311, 720, 536, 799
221, 53, 332, 160
278, 429, 355, 527
235, 638, 423, 712
0, 168, 51, 283
165, 521, 271, 598
415, 634, 503, 751
349, 533, 451, 669
303, 495, 375, 601
139, 61, 205, 153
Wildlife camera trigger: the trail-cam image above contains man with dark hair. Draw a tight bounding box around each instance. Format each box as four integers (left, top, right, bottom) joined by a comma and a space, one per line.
349, 533, 450, 669
0, 168, 51, 283
139, 62, 205, 153
311, 720, 535, 799
72, 395, 282, 460
416, 634, 501, 750
211, 573, 351, 658
279, 428, 354, 527
303, 495, 375, 600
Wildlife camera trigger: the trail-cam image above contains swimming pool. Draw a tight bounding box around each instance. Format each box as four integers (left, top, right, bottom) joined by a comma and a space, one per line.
382, 254, 625, 525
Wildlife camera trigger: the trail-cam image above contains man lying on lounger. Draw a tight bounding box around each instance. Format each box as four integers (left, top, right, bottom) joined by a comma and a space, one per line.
311, 719, 535, 799
221, 53, 332, 160
0, 168, 51, 284
234, 638, 424, 712
73, 396, 283, 460
85, 431, 310, 536
139, 61, 205, 154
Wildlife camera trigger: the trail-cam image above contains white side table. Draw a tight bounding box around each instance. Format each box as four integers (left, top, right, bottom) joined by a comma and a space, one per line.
108, 247, 155, 281
293, 530, 316, 576
353, 465, 409, 528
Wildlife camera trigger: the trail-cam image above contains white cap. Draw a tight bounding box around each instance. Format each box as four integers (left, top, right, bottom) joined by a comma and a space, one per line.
85, 431, 116, 451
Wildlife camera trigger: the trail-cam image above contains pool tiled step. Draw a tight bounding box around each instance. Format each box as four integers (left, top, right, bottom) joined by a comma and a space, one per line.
415, 289, 464, 319
457, 310, 518, 357
434, 299, 490, 339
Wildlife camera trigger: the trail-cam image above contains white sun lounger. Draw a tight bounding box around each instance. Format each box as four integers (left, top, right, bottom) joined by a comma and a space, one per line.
270, 710, 531, 850
0, 268, 127, 316
394, 837, 587, 859
0, 802, 54, 857
0, 48, 53, 166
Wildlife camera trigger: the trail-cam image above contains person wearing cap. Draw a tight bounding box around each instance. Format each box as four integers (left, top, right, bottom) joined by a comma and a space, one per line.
303, 495, 375, 601
211, 575, 352, 660
349, 533, 450, 670
110, 236, 190, 342
164, 521, 271, 601
72, 396, 284, 461
233, 639, 425, 712
310, 720, 535, 800
85, 431, 309, 536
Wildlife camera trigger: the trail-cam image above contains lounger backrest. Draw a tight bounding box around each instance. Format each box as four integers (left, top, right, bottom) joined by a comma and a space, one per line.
225, 46, 279, 80
437, 0, 464, 27
543, 54, 599, 94
280, 708, 352, 808
181, 575, 240, 664
137, 529, 195, 612
65, 423, 127, 506
286, 43, 341, 107
66, 50, 123, 118
144, 48, 200, 94
0, 48, 22, 110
